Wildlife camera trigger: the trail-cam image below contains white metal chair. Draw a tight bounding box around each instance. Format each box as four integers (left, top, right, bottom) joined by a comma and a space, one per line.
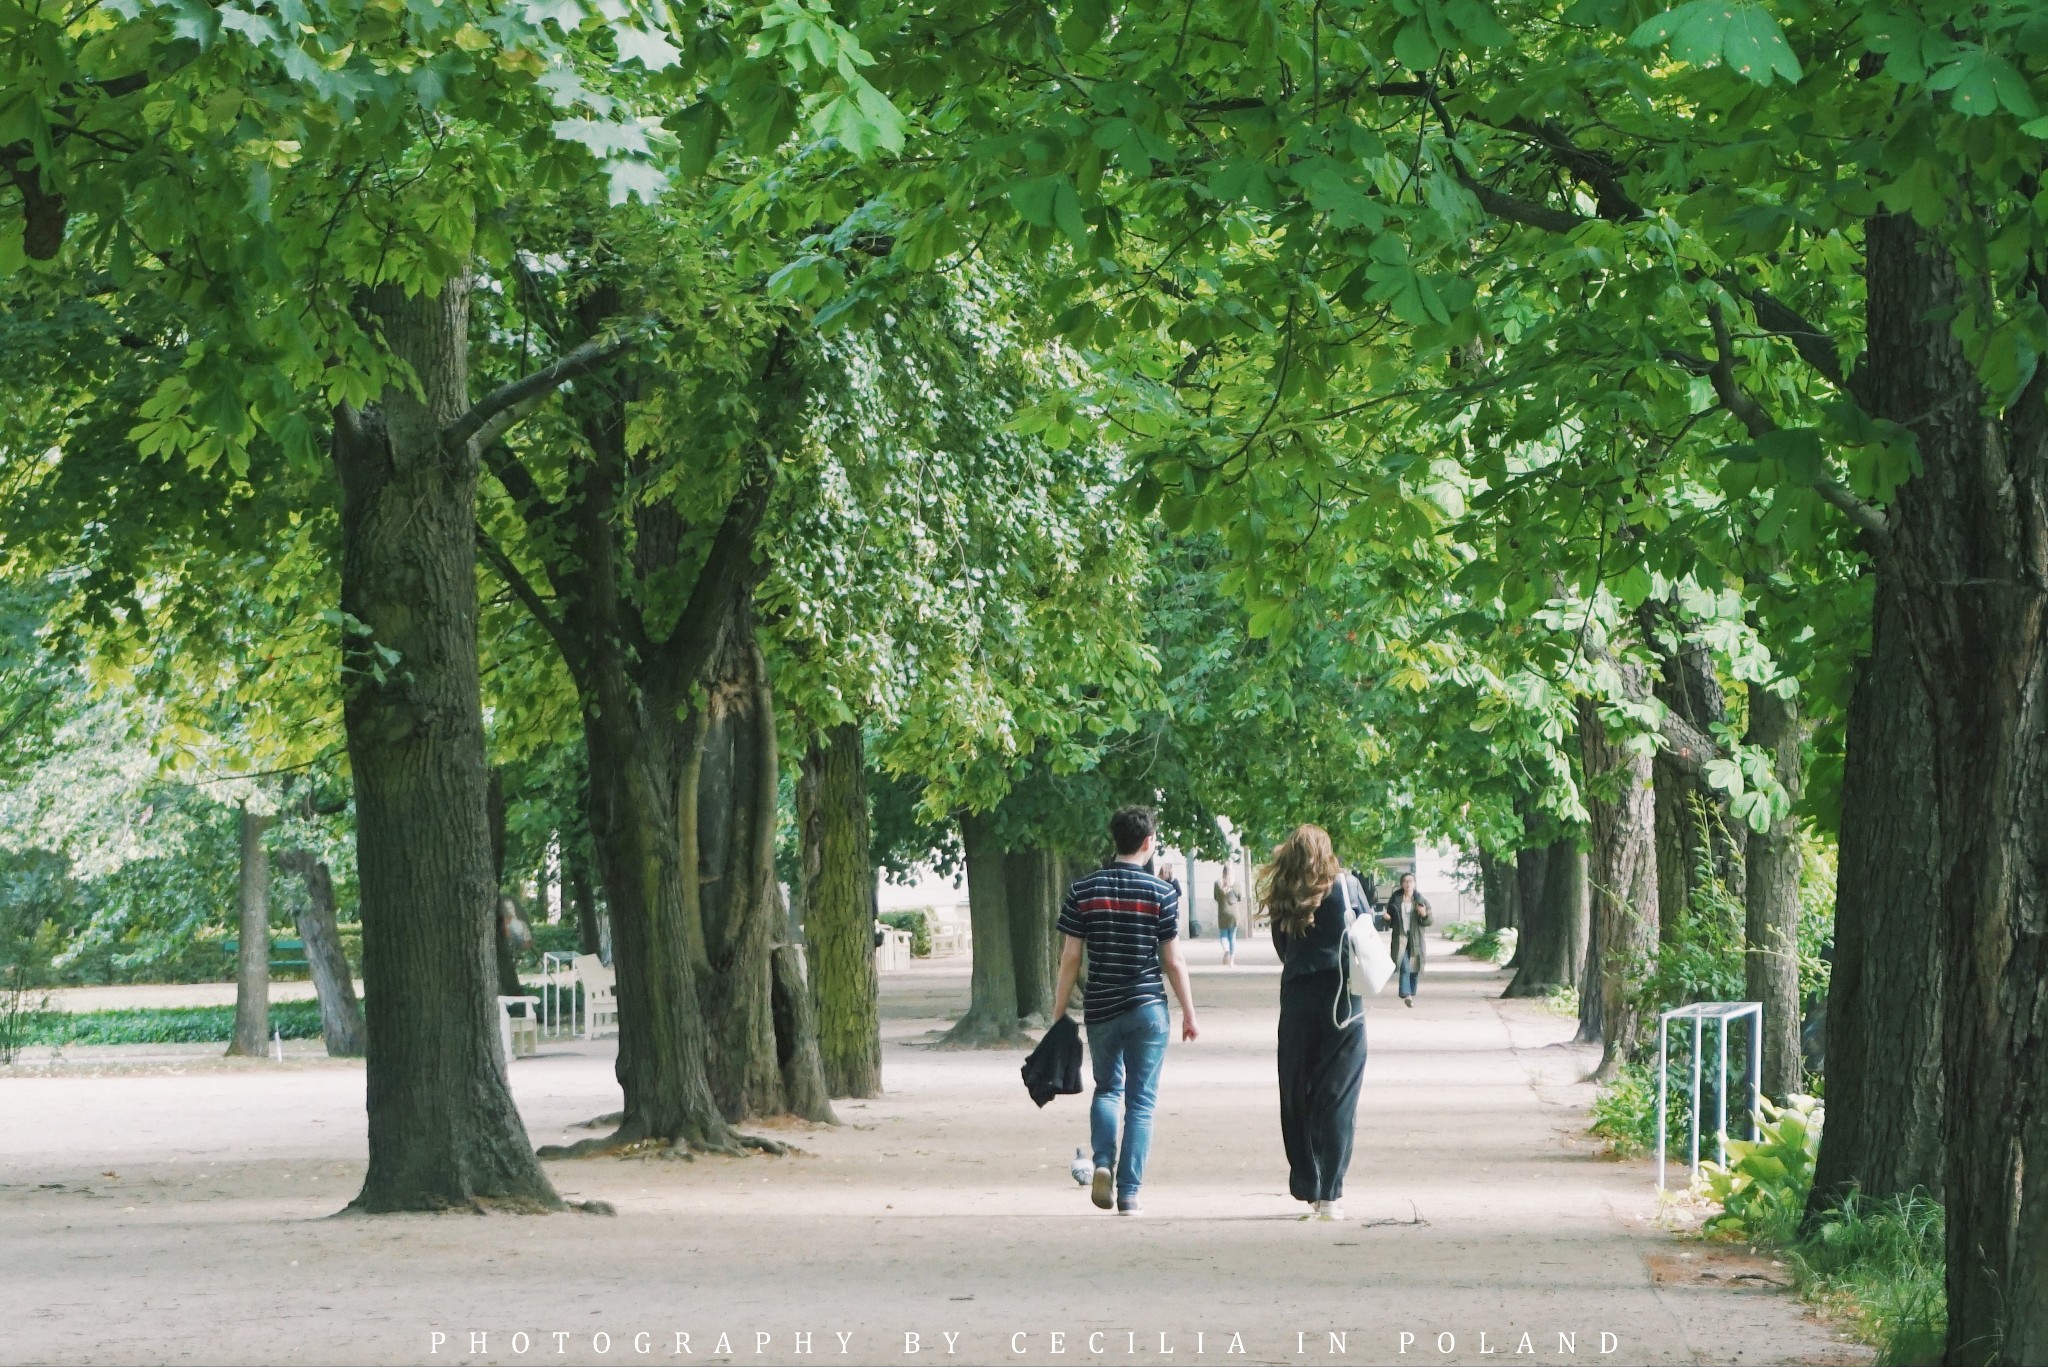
496, 994, 541, 1066
876, 923, 912, 971
575, 953, 619, 1038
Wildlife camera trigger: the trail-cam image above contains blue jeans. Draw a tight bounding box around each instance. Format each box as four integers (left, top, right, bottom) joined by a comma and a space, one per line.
1088, 1000, 1170, 1200
1219, 926, 1237, 954
1398, 962, 1419, 997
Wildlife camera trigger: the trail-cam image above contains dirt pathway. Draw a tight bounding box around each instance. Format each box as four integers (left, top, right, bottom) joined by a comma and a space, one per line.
0, 936, 1863, 1366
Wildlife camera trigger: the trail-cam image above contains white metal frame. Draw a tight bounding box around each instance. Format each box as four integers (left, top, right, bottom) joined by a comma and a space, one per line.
1656, 1001, 1762, 1190
540, 950, 578, 1037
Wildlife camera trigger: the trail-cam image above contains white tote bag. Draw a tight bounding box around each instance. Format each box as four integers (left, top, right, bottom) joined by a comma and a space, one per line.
1339, 873, 1396, 1000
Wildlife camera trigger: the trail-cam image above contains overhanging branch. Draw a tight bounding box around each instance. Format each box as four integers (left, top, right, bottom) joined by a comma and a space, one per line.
442, 327, 645, 455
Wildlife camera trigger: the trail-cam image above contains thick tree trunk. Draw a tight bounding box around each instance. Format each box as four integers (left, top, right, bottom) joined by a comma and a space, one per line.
1809, 581, 1944, 1212
567, 849, 600, 957
798, 724, 881, 1099
227, 805, 272, 1058
1742, 684, 1806, 1103
1007, 846, 1059, 1022
332, 280, 559, 1211
693, 629, 801, 1120
1504, 831, 1547, 969
942, 810, 1026, 1047
577, 703, 736, 1152
1643, 609, 1744, 944
770, 940, 836, 1124
276, 848, 366, 1058
1479, 850, 1518, 935
1578, 680, 1660, 1078
1504, 838, 1585, 998
1863, 213, 2048, 1365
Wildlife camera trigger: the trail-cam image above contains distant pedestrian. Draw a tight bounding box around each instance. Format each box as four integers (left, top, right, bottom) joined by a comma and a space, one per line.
1379, 872, 1431, 1007
1053, 806, 1202, 1216
1214, 870, 1243, 965
1261, 824, 1369, 1221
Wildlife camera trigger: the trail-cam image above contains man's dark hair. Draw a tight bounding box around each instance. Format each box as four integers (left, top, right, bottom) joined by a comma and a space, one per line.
1109, 806, 1157, 856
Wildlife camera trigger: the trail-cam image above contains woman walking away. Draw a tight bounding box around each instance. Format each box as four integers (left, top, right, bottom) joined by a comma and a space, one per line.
1262, 825, 1369, 1221
1214, 869, 1243, 965
1380, 872, 1431, 1007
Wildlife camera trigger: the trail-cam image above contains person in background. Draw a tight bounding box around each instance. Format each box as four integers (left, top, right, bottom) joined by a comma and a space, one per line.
1052, 805, 1202, 1216
1213, 869, 1243, 965
1262, 824, 1369, 1221
1380, 871, 1431, 1007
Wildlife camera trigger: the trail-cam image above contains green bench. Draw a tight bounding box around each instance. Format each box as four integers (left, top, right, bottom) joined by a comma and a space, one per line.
222, 938, 311, 973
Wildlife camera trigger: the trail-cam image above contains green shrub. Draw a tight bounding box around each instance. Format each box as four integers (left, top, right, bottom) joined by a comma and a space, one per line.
1538, 983, 1578, 1017
14, 999, 329, 1047
1439, 921, 1483, 944
1591, 1062, 1663, 1157
1794, 1193, 1946, 1367
880, 910, 931, 958
1698, 1094, 1822, 1246
1455, 926, 1517, 964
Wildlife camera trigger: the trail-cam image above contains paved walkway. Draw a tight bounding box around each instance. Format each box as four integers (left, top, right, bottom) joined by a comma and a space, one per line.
0, 933, 1863, 1365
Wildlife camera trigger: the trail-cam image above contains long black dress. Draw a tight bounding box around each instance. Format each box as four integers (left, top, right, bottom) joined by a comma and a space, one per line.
1271, 877, 1370, 1204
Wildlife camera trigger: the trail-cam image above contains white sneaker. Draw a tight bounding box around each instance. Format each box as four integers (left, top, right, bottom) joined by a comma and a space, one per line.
1090, 1166, 1114, 1210
1069, 1148, 1091, 1186
1316, 1201, 1345, 1221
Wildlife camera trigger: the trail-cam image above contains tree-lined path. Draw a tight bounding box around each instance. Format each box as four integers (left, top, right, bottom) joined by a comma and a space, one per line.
0, 941, 1858, 1366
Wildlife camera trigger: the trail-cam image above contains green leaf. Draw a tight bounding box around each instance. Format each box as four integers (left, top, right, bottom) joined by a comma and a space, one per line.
1630, 2, 1802, 86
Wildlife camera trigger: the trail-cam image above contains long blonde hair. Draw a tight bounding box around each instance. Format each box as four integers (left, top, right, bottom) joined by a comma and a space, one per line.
1258, 825, 1341, 938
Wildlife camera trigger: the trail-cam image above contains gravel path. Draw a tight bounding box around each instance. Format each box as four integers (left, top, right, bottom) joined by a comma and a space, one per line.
0, 934, 1866, 1366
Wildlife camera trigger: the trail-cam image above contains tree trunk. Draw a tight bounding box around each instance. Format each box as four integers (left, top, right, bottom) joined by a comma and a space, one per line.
486, 769, 522, 999
1504, 832, 1547, 969
1862, 212, 2048, 1365
227, 804, 272, 1058
770, 940, 837, 1125
332, 280, 559, 1211
1504, 838, 1585, 998
1809, 580, 1945, 1212
276, 848, 366, 1058
1643, 608, 1744, 944
942, 810, 1026, 1046
692, 628, 799, 1120
1743, 684, 1806, 1103
798, 724, 881, 1099
1578, 680, 1661, 1078
1007, 846, 1058, 1023
567, 847, 600, 957
1479, 849, 1518, 935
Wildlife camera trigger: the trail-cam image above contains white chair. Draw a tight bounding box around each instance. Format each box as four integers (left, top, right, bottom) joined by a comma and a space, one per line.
575, 953, 619, 1039
496, 994, 541, 1066
876, 924, 912, 971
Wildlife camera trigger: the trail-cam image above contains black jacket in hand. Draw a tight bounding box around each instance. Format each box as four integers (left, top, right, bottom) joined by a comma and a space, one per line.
1020, 1014, 1084, 1107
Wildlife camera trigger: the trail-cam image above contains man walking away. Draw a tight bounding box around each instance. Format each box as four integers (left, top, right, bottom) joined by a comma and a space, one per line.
1053, 806, 1201, 1216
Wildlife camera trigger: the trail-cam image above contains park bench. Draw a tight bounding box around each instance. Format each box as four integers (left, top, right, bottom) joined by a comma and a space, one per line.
221, 937, 311, 974
926, 905, 972, 957
496, 994, 541, 1064
574, 953, 619, 1038
875, 922, 914, 971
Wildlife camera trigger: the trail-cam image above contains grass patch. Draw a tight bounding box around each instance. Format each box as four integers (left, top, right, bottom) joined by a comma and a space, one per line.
12, 999, 329, 1047
1792, 1193, 1946, 1367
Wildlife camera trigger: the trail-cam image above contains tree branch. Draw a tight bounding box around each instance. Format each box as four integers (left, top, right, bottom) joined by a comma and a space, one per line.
441, 328, 644, 456
1656, 706, 1721, 777
476, 529, 580, 668
1738, 285, 1845, 388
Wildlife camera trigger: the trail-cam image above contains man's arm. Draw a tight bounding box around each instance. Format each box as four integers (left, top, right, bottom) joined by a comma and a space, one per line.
1053, 934, 1084, 1018
1160, 938, 1200, 1041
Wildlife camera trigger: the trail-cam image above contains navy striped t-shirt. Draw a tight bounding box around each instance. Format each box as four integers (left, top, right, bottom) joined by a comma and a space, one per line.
1058, 863, 1179, 1024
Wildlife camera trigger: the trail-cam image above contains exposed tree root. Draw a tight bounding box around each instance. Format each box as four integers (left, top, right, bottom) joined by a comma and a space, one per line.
571, 1199, 617, 1215
570, 1111, 625, 1130
935, 1009, 1031, 1050
537, 1119, 802, 1161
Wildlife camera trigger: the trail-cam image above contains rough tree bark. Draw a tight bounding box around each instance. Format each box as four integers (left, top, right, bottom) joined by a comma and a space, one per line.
1742, 684, 1807, 1103
1808, 581, 1944, 1212
274, 847, 366, 1058
332, 280, 559, 1211
484, 317, 826, 1150
942, 810, 1026, 1046
226, 804, 272, 1059
1007, 846, 1059, 1023
1578, 677, 1661, 1078
1504, 838, 1585, 999
798, 724, 881, 1099
1642, 605, 1745, 945
1862, 213, 2048, 1365
1479, 850, 1519, 935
